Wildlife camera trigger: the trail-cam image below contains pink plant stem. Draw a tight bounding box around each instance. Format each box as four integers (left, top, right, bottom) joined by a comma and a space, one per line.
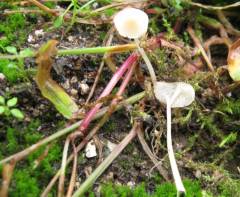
79, 53, 138, 133
111, 61, 136, 106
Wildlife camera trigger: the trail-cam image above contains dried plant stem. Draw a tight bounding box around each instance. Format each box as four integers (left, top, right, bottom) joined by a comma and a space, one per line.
137, 128, 169, 181
58, 138, 70, 197
27, 0, 58, 16
135, 38, 157, 84
0, 162, 16, 197
189, 1, 240, 10
217, 10, 240, 36
0, 91, 145, 166
187, 26, 214, 72
66, 141, 78, 197
72, 122, 141, 197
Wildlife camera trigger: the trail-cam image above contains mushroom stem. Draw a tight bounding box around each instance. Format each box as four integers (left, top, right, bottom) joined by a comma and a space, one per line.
166, 93, 186, 194
134, 38, 157, 84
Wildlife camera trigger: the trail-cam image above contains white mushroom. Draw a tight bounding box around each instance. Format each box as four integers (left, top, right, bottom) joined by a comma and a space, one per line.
113, 7, 157, 84
154, 81, 195, 194
113, 7, 149, 39
154, 81, 195, 108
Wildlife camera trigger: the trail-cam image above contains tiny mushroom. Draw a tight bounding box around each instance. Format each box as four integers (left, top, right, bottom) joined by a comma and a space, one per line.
154, 81, 195, 194
113, 7, 157, 83
154, 81, 195, 108
113, 7, 149, 39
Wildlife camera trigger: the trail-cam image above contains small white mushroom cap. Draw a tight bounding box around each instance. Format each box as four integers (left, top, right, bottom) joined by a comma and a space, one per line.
154, 81, 195, 108
113, 7, 149, 39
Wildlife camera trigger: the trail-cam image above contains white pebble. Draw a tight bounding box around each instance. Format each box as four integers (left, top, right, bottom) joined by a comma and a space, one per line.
85, 140, 97, 158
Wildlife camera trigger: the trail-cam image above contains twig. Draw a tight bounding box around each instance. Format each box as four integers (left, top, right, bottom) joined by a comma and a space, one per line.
72, 122, 141, 197
0, 92, 145, 166
137, 127, 169, 181
204, 36, 231, 61
187, 26, 215, 72
27, 0, 58, 16
58, 138, 70, 197
189, 1, 240, 10
217, 10, 240, 36
66, 141, 78, 197
3, 9, 60, 15
92, 0, 147, 13
0, 162, 16, 197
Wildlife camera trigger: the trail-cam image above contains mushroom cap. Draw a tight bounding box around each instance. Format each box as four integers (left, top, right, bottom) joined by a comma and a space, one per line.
113, 7, 149, 39
154, 81, 195, 108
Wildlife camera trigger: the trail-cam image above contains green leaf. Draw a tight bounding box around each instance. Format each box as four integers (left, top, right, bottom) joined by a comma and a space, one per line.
0, 106, 5, 114
6, 46, 18, 55
19, 48, 35, 57
10, 108, 24, 119
7, 97, 18, 107
0, 96, 5, 105
54, 16, 63, 28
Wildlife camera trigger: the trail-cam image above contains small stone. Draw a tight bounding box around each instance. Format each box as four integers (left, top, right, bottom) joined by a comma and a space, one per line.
79, 82, 89, 95
70, 89, 78, 96
85, 140, 97, 158
35, 29, 44, 37
70, 76, 78, 84
0, 73, 5, 81
62, 80, 70, 90
92, 2, 99, 9
195, 170, 201, 178
27, 34, 35, 43
127, 181, 135, 188
67, 36, 74, 42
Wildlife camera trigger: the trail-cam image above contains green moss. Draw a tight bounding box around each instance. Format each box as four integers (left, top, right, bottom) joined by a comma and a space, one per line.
103, 119, 117, 133
10, 169, 40, 197
218, 178, 240, 197
0, 13, 27, 50
0, 60, 25, 83
6, 127, 17, 153
101, 179, 203, 197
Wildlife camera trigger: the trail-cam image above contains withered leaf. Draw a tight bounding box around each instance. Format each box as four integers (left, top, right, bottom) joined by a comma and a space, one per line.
228, 39, 240, 81
36, 40, 78, 119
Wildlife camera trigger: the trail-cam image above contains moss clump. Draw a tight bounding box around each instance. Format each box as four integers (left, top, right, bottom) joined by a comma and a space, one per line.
100, 179, 202, 197
10, 169, 41, 197
0, 13, 26, 50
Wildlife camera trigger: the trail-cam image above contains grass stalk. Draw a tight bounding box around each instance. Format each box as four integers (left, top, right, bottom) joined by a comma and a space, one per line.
0, 44, 136, 60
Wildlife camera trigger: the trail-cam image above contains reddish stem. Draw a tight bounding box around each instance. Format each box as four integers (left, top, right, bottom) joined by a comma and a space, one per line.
79, 53, 138, 133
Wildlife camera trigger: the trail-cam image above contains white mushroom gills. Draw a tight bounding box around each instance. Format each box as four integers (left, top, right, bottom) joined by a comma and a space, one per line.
113, 7, 157, 84
154, 81, 195, 194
